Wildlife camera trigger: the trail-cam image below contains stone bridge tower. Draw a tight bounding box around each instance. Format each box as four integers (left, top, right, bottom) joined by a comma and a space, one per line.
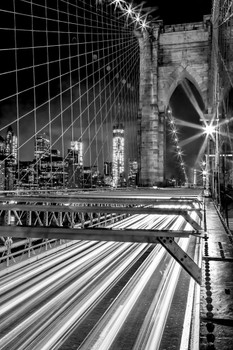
137, 15, 212, 186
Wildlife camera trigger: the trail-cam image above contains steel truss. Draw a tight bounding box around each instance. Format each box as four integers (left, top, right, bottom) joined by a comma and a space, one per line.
0, 194, 203, 284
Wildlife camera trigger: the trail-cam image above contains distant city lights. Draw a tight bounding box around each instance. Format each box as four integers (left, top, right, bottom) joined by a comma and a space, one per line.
167, 107, 188, 182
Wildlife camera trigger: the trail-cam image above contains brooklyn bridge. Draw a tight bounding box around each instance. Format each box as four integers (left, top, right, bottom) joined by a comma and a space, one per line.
0, 1, 233, 349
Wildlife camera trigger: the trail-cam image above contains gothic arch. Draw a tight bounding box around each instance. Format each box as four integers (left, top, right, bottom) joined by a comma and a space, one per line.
158, 66, 207, 113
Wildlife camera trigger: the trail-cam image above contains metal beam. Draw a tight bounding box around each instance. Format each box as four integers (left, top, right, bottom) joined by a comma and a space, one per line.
181, 212, 202, 231
0, 226, 202, 284
0, 203, 202, 232
0, 226, 203, 240
0, 195, 202, 207
0, 203, 201, 215
157, 237, 202, 285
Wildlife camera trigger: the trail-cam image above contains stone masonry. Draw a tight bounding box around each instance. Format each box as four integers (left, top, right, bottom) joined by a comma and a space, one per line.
137, 16, 211, 186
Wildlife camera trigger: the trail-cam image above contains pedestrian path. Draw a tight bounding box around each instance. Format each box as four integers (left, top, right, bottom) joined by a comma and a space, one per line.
200, 199, 233, 349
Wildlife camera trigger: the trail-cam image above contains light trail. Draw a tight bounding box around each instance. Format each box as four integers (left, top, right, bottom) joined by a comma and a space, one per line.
0, 204, 201, 349
77, 245, 165, 350
0, 241, 93, 293
0, 241, 110, 318
17, 244, 148, 350
133, 238, 190, 350
0, 242, 148, 349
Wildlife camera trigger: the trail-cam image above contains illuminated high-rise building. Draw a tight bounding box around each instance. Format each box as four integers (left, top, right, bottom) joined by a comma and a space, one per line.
0, 145, 6, 190
128, 160, 138, 186
70, 141, 83, 166
0, 136, 5, 155
5, 126, 18, 164
34, 133, 50, 160
4, 126, 18, 190
39, 150, 64, 188
66, 141, 83, 188
112, 124, 124, 186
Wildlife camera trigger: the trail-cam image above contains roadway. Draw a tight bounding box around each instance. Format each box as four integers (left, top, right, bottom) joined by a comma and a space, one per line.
0, 193, 202, 350
0, 239, 199, 350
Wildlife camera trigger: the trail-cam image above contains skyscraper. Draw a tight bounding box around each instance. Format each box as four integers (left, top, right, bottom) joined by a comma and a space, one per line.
70, 141, 83, 166
66, 141, 83, 188
34, 133, 50, 160
112, 124, 124, 186
0, 135, 5, 155
5, 126, 18, 164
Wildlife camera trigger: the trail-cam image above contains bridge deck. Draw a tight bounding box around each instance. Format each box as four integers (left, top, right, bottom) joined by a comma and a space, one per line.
1, 189, 233, 347
200, 199, 233, 349
0, 189, 203, 284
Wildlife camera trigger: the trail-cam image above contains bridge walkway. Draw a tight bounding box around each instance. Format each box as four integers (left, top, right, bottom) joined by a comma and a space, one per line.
200, 199, 233, 349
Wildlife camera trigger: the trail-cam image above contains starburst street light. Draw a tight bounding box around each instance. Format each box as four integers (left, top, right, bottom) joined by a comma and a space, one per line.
111, 0, 126, 10
125, 3, 133, 17
202, 117, 219, 197
202, 115, 221, 200
203, 123, 216, 136
110, 0, 151, 31
177, 150, 182, 157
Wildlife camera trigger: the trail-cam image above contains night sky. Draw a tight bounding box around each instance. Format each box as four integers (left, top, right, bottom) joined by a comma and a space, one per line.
147, 0, 212, 24
0, 0, 213, 182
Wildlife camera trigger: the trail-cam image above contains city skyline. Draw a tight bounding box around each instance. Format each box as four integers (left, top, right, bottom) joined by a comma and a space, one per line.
0, 0, 214, 186
0, 0, 139, 171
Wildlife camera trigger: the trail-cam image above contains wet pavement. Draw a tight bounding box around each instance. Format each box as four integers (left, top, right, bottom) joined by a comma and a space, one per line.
200, 199, 233, 350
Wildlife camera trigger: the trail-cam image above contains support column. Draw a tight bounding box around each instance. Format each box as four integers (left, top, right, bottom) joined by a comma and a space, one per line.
137, 21, 165, 186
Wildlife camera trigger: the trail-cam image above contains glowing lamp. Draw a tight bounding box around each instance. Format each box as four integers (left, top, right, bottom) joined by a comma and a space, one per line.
135, 13, 140, 22
204, 124, 215, 135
